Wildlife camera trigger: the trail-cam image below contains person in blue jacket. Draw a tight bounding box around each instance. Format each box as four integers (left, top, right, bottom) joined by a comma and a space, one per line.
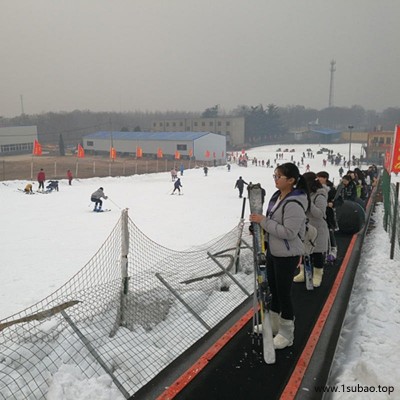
250, 162, 310, 350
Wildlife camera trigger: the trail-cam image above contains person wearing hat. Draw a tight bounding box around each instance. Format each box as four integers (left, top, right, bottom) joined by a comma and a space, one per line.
90, 187, 108, 211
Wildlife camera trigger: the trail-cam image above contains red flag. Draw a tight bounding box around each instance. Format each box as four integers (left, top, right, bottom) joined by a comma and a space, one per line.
110, 147, 116, 160
33, 139, 42, 156
205, 150, 210, 158
157, 148, 163, 158
189, 149, 193, 157
175, 150, 180, 160
136, 146, 143, 158
390, 125, 400, 173
77, 144, 85, 158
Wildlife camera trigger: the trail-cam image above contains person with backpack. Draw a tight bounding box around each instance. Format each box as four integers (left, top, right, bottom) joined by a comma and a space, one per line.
295, 172, 329, 287
249, 163, 309, 350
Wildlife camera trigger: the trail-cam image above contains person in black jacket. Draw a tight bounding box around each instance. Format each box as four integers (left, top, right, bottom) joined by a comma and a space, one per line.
340, 175, 357, 201
316, 171, 338, 260
234, 176, 248, 198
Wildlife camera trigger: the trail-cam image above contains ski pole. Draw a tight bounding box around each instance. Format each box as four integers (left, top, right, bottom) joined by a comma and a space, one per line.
108, 198, 122, 210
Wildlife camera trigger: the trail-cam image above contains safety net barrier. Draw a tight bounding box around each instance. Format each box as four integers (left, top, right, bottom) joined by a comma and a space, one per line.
0, 209, 254, 399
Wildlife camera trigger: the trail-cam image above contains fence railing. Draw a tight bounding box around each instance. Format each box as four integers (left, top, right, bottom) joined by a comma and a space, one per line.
0, 209, 253, 399
381, 169, 400, 260
0, 155, 224, 182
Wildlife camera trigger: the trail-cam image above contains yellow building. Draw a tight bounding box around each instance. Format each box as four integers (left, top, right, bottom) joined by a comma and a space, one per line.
365, 131, 393, 163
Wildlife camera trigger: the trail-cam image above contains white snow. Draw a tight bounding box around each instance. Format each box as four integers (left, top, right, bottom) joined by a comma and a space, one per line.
1, 143, 399, 399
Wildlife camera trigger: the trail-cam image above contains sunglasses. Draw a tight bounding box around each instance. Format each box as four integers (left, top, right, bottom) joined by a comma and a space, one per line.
272, 174, 287, 180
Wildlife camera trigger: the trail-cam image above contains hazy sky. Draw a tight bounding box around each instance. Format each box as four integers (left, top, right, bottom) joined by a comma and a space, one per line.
1, 0, 399, 117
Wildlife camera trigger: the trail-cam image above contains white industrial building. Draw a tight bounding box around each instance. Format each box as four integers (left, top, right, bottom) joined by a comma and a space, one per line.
82, 131, 227, 161
0, 126, 38, 155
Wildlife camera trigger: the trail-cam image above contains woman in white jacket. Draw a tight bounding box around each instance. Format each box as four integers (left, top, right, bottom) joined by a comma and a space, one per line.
298, 172, 329, 287
250, 163, 310, 350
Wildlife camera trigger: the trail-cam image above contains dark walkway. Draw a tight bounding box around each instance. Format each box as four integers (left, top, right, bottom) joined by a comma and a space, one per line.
170, 233, 353, 400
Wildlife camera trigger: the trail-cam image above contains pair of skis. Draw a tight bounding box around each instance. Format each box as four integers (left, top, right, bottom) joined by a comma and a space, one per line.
248, 183, 276, 364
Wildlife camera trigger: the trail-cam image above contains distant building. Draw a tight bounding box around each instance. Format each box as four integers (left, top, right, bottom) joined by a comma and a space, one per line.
82, 131, 226, 161
0, 126, 37, 155
365, 131, 393, 163
150, 117, 245, 148
293, 128, 342, 143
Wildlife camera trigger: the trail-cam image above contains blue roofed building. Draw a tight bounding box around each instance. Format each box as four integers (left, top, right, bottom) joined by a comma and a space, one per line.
293, 128, 342, 144
82, 131, 226, 161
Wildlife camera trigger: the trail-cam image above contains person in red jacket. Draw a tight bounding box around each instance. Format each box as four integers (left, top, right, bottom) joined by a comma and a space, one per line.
67, 169, 73, 185
37, 168, 45, 191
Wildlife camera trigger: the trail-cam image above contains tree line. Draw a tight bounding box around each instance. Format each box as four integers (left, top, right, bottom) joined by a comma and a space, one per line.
1, 104, 399, 147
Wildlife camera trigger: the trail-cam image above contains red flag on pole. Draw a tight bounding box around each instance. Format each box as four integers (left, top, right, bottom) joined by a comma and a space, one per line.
77, 144, 85, 158
33, 139, 42, 156
110, 147, 116, 160
205, 150, 210, 158
136, 146, 143, 158
390, 125, 400, 173
175, 150, 180, 160
157, 148, 163, 158
189, 149, 193, 157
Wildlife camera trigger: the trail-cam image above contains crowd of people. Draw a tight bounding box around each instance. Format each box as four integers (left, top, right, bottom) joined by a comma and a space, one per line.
248, 161, 378, 351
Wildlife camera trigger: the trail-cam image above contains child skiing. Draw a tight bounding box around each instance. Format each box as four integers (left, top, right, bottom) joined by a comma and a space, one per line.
172, 178, 182, 195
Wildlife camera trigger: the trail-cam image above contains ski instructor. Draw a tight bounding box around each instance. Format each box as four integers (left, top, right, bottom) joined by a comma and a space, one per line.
249, 163, 309, 351
91, 187, 108, 211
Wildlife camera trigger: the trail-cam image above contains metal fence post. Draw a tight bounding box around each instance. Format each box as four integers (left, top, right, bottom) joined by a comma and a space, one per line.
390, 182, 399, 259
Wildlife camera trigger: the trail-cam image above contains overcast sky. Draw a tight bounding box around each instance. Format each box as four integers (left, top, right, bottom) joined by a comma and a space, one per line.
1, 0, 399, 118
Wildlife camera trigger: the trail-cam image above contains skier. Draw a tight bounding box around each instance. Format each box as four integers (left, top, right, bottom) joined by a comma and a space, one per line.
46, 180, 59, 192
339, 166, 344, 178
91, 187, 108, 211
67, 170, 73, 185
249, 163, 309, 350
180, 163, 184, 176
24, 183, 34, 194
37, 168, 45, 191
170, 168, 177, 181
227, 163, 231, 172
234, 176, 248, 198
203, 166, 208, 176
172, 178, 182, 195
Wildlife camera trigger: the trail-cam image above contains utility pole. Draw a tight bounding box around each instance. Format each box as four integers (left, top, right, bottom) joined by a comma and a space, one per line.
20, 94, 25, 115
328, 60, 336, 108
